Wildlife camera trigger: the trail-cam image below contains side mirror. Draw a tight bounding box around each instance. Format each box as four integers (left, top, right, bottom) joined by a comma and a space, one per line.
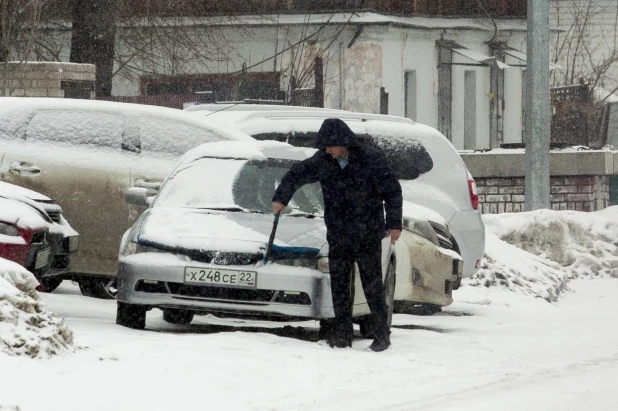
125, 187, 150, 207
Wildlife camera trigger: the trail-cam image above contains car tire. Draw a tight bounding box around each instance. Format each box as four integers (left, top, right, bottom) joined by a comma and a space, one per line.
162, 308, 194, 325
116, 301, 147, 329
36, 276, 63, 293
394, 302, 442, 316
359, 259, 396, 339
78, 278, 116, 299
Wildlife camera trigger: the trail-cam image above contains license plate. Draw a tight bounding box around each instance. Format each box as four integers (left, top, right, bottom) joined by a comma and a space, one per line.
69, 236, 80, 252
184, 267, 257, 288
35, 247, 50, 269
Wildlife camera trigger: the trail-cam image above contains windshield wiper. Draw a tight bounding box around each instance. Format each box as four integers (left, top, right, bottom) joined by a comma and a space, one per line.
195, 206, 267, 214
285, 210, 320, 218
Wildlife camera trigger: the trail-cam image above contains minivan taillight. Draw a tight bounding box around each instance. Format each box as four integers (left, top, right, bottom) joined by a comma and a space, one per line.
468, 179, 479, 210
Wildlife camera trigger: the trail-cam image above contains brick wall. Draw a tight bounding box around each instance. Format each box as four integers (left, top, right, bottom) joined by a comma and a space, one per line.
0, 62, 95, 98
476, 175, 609, 214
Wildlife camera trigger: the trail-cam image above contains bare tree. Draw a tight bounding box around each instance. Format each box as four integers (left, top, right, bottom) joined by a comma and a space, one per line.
551, 0, 618, 96
549, 0, 618, 147
275, 13, 359, 106
0, 0, 51, 96
113, 6, 241, 86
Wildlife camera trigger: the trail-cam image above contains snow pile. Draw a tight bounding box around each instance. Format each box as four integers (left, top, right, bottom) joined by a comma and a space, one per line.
0, 258, 74, 358
484, 207, 618, 278
466, 232, 569, 302
467, 207, 618, 301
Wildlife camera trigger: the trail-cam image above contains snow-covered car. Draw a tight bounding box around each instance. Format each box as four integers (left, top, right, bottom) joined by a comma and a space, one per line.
0, 182, 79, 292
185, 104, 485, 284
115, 141, 462, 330
0, 97, 253, 298
0, 197, 51, 281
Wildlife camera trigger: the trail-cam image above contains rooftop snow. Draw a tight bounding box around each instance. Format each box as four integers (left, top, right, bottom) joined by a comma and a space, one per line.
116, 12, 532, 32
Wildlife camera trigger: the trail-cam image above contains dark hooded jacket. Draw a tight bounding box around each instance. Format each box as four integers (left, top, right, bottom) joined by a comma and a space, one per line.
272, 118, 403, 244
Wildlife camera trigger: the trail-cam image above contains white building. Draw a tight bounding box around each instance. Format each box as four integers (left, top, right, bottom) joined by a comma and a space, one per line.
106, 13, 530, 151
16, 11, 534, 151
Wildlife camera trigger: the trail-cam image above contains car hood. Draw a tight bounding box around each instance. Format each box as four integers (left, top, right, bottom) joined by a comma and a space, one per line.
0, 198, 48, 231
138, 208, 327, 255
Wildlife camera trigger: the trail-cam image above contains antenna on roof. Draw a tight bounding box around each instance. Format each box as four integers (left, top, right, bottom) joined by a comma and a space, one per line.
202, 103, 242, 117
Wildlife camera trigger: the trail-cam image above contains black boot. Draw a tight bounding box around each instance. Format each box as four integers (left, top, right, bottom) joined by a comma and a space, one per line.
368, 335, 390, 352
327, 333, 352, 348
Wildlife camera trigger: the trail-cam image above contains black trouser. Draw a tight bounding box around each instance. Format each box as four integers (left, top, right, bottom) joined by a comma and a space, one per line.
328, 238, 389, 340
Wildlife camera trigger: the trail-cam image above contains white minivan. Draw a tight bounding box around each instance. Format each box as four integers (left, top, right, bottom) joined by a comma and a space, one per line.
185, 104, 485, 290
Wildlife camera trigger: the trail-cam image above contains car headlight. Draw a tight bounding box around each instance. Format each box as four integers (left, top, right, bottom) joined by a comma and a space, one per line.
0, 222, 19, 237
316, 257, 329, 273
122, 240, 166, 256
64, 236, 80, 252
274, 257, 329, 273
275, 258, 318, 269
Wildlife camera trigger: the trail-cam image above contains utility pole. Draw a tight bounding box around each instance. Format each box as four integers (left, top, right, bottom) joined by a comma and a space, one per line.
524, 0, 551, 211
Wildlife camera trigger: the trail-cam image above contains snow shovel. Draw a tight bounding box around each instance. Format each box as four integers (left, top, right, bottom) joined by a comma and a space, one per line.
262, 213, 321, 264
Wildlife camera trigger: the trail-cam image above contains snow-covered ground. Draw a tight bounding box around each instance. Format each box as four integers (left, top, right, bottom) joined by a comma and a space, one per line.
2, 208, 618, 410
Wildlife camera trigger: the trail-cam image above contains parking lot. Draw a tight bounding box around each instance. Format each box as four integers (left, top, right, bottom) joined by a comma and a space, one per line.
3, 279, 618, 411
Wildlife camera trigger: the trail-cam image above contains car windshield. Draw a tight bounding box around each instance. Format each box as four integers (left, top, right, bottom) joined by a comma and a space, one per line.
153, 157, 324, 216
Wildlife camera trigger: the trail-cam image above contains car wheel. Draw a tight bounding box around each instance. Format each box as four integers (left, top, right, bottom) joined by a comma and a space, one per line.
36, 276, 63, 293
162, 308, 194, 325
359, 260, 396, 338
116, 301, 147, 329
78, 278, 117, 299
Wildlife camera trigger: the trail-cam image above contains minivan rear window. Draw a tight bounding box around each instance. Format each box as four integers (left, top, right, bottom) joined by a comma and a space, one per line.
251, 131, 433, 180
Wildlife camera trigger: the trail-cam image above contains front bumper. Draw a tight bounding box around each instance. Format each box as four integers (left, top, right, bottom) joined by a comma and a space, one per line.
117, 253, 335, 319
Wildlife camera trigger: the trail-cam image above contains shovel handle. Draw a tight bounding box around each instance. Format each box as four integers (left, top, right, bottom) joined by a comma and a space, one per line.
263, 213, 281, 264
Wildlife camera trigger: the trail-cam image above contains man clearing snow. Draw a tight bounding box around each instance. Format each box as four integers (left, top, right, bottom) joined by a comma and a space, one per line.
272, 118, 402, 351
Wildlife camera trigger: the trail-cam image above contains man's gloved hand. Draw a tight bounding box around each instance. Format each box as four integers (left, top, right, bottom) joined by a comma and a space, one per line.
272, 201, 286, 215
385, 229, 402, 244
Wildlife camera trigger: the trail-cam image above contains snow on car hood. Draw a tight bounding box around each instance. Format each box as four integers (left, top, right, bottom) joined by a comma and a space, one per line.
0, 198, 47, 245
0, 198, 47, 230
0, 185, 78, 238
138, 208, 327, 254
402, 201, 447, 226
0, 181, 51, 201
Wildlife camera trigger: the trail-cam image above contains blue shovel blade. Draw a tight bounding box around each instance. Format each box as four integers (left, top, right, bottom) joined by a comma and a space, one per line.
263, 244, 321, 263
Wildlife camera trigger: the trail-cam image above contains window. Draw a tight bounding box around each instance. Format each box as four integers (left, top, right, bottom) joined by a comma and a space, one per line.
25, 110, 123, 148
136, 116, 225, 156
146, 82, 189, 96
404, 70, 417, 121
141, 72, 281, 102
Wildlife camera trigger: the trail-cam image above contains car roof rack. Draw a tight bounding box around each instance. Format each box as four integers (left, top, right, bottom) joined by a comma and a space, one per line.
236, 110, 416, 125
